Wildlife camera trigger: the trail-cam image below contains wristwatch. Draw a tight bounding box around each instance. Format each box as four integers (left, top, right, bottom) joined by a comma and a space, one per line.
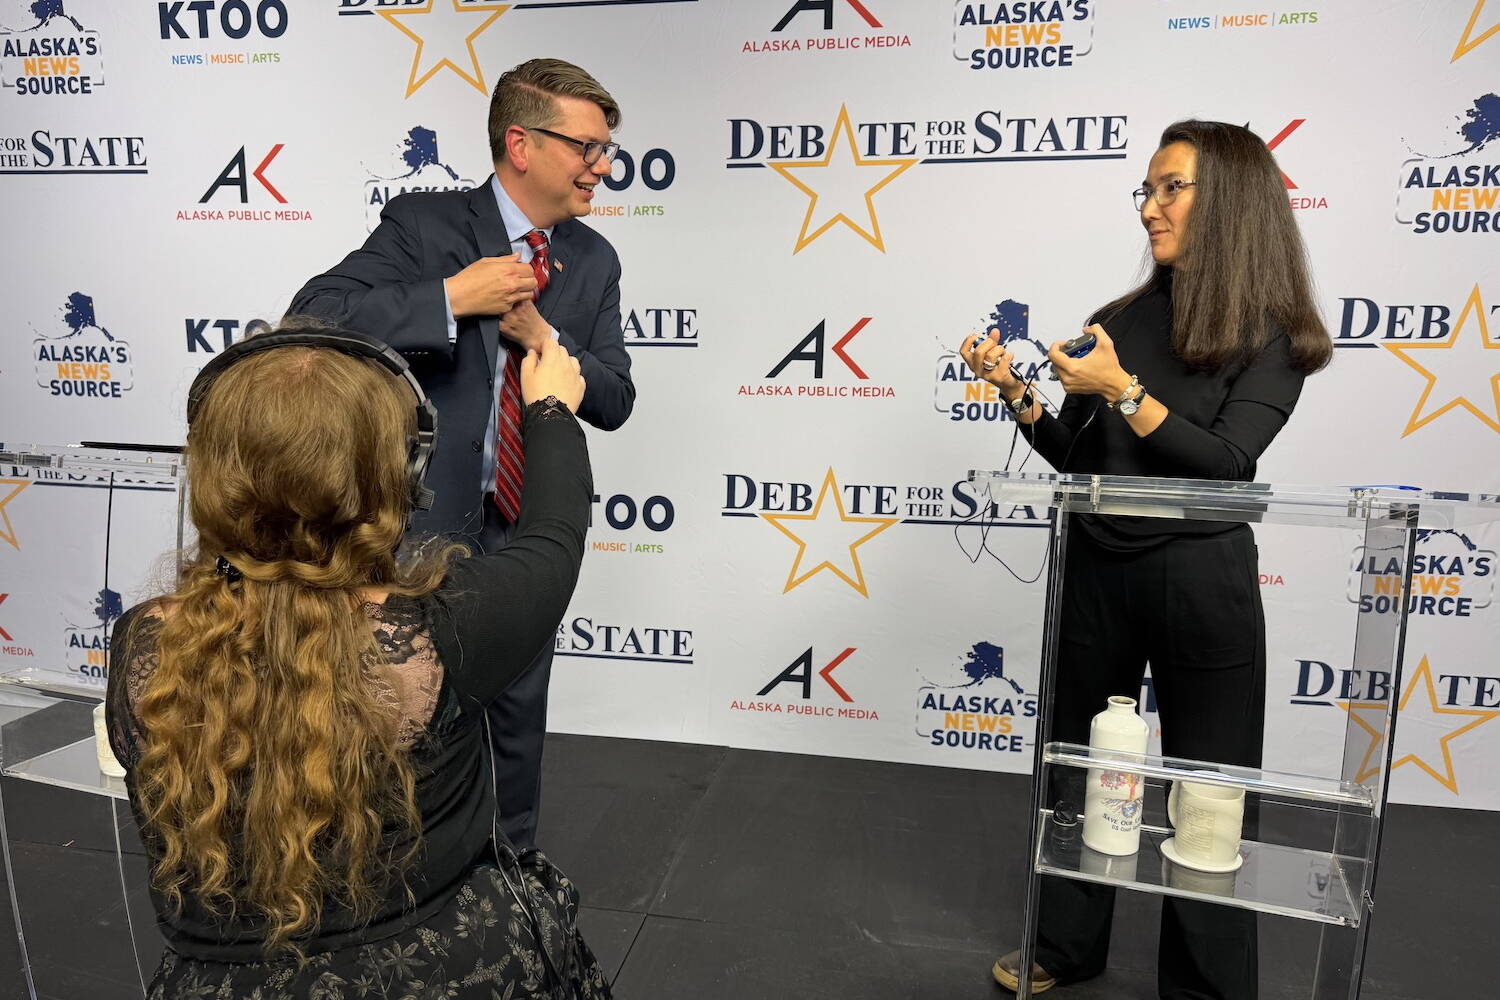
1006, 389, 1033, 415
1107, 375, 1140, 411
1119, 381, 1147, 416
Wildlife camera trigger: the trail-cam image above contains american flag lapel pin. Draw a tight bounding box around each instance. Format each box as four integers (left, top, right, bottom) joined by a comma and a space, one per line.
554, 258, 564, 272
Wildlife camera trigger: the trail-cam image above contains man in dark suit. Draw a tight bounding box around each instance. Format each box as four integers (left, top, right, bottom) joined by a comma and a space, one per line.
288, 58, 633, 847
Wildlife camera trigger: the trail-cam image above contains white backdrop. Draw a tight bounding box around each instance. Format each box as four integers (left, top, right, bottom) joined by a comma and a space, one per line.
2, 0, 1497, 809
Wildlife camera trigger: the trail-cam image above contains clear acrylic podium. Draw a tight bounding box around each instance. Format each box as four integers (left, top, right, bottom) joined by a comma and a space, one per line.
966, 470, 1500, 1000
0, 443, 185, 1000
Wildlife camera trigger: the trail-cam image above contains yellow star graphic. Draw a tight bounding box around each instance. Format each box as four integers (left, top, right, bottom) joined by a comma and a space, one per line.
760, 468, 898, 597
1383, 284, 1500, 437
1339, 655, 1500, 793
1452, 0, 1500, 61
378, 0, 510, 98
767, 104, 917, 254
0, 479, 30, 551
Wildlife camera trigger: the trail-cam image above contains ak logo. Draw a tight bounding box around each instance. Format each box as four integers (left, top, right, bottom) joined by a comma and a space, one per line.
741, 0, 908, 54
1291, 655, 1500, 795
0, 0, 106, 97
953, 0, 1095, 72
32, 291, 134, 400
730, 646, 879, 721
179, 144, 312, 222
0, 590, 30, 657
1395, 94, 1500, 236
917, 641, 1038, 755
738, 317, 895, 400
1334, 284, 1500, 436
364, 125, 474, 231
727, 103, 1125, 253
1259, 118, 1327, 210
333, 0, 695, 98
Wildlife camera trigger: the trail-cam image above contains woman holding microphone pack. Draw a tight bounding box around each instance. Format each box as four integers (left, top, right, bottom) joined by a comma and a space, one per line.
963, 121, 1333, 999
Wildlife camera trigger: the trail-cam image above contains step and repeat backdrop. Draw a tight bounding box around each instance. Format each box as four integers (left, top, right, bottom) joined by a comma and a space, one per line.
1, 1, 1497, 809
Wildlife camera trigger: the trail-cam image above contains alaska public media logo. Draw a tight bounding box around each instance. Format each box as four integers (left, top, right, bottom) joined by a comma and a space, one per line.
740, 0, 911, 55
933, 297, 1053, 424
178, 143, 312, 222
952, 0, 1094, 71
730, 645, 878, 722
1396, 94, 1500, 236
32, 292, 134, 399
738, 316, 895, 400
917, 641, 1038, 754
364, 125, 474, 231
0, 0, 104, 97
728, 103, 1126, 253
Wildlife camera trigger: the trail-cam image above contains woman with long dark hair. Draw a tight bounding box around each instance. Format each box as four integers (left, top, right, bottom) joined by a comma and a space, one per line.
962, 120, 1333, 999
106, 322, 609, 998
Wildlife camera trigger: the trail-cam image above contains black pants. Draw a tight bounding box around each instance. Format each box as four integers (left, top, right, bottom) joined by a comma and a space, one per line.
1036, 525, 1265, 1000
470, 497, 554, 850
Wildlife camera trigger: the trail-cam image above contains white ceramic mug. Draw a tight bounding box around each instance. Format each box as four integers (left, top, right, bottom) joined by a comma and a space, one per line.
1167, 779, 1244, 870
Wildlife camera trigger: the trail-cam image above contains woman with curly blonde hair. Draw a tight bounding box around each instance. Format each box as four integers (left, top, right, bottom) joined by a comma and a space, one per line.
106, 321, 608, 999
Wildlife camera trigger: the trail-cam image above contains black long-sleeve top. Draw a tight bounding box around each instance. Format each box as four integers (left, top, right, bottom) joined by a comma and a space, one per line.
106, 401, 591, 961
1023, 274, 1306, 549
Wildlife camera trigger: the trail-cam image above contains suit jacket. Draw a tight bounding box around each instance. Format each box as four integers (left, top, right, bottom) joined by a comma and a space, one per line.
289, 179, 633, 535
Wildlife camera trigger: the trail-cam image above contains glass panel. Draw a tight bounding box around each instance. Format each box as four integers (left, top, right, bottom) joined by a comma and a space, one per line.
1035, 811, 1364, 926
968, 471, 1500, 529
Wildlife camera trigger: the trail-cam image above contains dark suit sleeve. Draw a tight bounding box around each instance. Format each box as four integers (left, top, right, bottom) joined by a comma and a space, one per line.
553, 248, 634, 431
287, 196, 454, 362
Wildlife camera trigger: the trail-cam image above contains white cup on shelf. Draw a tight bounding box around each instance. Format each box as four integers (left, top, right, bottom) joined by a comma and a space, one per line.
1163, 778, 1244, 873
93, 702, 127, 778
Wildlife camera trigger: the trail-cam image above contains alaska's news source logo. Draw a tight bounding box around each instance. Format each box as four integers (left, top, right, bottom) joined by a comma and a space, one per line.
917, 641, 1038, 754
32, 292, 133, 399
1397, 94, 1500, 236
0, 1, 104, 97
364, 126, 473, 231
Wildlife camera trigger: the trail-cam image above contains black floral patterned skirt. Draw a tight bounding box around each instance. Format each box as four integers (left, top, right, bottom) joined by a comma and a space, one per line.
147, 863, 611, 1000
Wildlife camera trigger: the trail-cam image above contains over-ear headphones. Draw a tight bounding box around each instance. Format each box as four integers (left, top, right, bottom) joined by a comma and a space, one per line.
186, 325, 438, 511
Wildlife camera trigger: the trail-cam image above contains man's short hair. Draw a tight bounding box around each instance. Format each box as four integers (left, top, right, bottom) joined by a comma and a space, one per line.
488, 58, 621, 161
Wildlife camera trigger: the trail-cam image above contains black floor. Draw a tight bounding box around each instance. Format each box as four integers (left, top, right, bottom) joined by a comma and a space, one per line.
2, 733, 1495, 999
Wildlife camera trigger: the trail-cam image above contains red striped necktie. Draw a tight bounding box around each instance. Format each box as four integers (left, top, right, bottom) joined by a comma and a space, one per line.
492, 229, 551, 521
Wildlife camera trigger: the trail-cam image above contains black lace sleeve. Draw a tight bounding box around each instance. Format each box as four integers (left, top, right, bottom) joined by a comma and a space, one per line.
105, 604, 162, 769
438, 396, 592, 705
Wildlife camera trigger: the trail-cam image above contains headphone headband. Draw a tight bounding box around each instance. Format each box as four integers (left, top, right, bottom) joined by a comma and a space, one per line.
186, 326, 438, 511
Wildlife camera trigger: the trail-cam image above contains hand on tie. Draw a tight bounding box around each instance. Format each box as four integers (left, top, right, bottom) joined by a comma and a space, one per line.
443, 253, 536, 318
520, 337, 585, 412
498, 297, 554, 354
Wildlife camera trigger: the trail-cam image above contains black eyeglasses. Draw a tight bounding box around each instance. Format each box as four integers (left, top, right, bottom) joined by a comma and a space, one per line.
527, 127, 619, 166
1132, 178, 1197, 211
